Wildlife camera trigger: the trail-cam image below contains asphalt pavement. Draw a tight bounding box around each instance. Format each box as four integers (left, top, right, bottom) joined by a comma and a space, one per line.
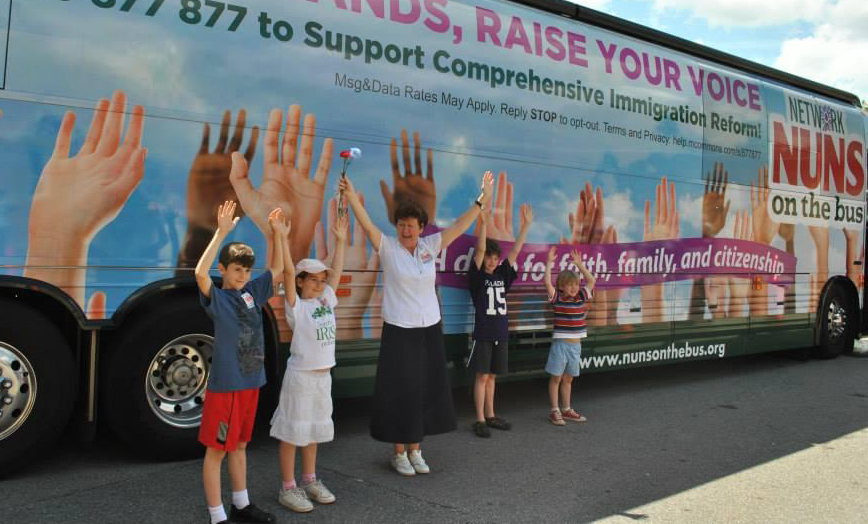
5, 349, 868, 523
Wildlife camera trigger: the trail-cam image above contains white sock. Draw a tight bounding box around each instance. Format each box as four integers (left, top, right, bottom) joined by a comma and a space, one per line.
231, 489, 249, 510
208, 505, 227, 524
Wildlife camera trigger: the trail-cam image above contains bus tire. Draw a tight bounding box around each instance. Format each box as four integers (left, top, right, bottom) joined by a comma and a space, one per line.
102, 298, 213, 460
813, 283, 856, 359
0, 300, 77, 477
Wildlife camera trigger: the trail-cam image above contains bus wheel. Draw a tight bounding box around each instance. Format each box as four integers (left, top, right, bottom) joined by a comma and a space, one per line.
0, 300, 76, 477
814, 284, 856, 359
102, 298, 212, 459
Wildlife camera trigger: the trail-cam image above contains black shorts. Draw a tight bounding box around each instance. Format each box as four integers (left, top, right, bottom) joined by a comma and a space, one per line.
468, 339, 508, 375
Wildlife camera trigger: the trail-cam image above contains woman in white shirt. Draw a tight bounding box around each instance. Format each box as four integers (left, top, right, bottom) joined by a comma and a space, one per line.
339, 171, 492, 476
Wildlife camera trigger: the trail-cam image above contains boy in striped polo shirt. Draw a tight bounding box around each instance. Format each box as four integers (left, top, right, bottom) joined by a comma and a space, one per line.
543, 246, 596, 426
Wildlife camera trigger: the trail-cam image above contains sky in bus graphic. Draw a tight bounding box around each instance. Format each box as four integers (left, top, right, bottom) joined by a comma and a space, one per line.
0, 0, 860, 328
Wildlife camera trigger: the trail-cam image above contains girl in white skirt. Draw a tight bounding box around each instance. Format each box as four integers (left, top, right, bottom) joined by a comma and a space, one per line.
270, 211, 346, 513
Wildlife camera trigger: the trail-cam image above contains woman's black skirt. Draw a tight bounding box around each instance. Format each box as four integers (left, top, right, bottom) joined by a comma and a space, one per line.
369, 321, 457, 443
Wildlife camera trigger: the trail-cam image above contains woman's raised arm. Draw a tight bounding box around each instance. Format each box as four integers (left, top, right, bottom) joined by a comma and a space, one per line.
339, 176, 383, 251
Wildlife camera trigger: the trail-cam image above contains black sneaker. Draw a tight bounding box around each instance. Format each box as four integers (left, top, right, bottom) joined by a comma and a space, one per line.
473, 420, 491, 438
229, 502, 275, 523
485, 416, 512, 430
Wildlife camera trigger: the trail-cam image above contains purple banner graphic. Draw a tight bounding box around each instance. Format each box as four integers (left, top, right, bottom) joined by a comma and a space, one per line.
430, 230, 797, 289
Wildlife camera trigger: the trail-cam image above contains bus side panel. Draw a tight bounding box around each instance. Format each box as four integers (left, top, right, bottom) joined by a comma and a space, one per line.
0, 0, 863, 386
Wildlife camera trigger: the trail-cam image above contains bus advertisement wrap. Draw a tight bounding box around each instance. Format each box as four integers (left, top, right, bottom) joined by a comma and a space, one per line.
0, 0, 864, 334
1, 0, 866, 475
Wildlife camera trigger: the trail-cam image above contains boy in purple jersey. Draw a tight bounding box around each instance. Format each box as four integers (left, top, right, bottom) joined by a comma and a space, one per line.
466, 204, 532, 438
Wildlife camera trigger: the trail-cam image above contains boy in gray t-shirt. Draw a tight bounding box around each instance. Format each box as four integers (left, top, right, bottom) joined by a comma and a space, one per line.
195, 199, 284, 524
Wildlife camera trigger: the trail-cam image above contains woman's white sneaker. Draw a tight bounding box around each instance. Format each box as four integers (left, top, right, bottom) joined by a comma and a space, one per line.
408, 449, 430, 474
391, 452, 416, 476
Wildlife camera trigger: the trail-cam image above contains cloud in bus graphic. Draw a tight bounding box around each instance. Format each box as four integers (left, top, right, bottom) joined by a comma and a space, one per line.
432, 231, 797, 289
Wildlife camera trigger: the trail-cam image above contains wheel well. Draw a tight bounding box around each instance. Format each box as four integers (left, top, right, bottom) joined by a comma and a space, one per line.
0, 286, 84, 361
102, 281, 281, 379
259, 303, 282, 408
815, 276, 861, 345
99, 285, 197, 353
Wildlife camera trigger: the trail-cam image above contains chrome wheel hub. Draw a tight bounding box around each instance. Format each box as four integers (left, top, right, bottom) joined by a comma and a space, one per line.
145, 334, 212, 428
827, 299, 847, 340
0, 342, 37, 440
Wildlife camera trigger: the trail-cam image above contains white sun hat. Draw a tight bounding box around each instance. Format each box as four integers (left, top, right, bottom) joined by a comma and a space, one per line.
295, 258, 332, 274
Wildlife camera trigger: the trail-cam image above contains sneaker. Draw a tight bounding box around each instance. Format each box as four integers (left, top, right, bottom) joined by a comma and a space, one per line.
408, 449, 430, 474
561, 408, 587, 423
549, 409, 565, 426
473, 420, 491, 438
278, 487, 314, 513
229, 502, 276, 522
302, 479, 336, 504
485, 416, 512, 430
391, 452, 416, 476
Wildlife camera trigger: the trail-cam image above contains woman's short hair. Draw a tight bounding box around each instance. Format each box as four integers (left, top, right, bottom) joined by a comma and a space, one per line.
555, 270, 580, 290
394, 200, 428, 229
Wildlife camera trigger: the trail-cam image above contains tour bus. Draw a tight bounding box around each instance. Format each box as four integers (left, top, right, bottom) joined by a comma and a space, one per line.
1, 0, 865, 476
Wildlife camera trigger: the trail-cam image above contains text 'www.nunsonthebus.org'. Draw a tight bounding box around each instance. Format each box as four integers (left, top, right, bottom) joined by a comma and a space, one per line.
581, 341, 726, 370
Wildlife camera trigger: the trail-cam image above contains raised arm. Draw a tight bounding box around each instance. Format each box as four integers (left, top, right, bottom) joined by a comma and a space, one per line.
544, 246, 557, 300
570, 249, 597, 293
339, 176, 383, 250
274, 214, 296, 307
176, 109, 258, 275
440, 170, 493, 249
507, 204, 533, 267
642, 176, 679, 323
24, 91, 146, 309
267, 208, 285, 292
473, 211, 487, 269
327, 213, 348, 289
195, 200, 238, 298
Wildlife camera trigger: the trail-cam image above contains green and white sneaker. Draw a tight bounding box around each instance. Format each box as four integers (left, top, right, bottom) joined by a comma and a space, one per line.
408, 449, 430, 474
391, 451, 416, 476
278, 487, 314, 513
302, 479, 336, 504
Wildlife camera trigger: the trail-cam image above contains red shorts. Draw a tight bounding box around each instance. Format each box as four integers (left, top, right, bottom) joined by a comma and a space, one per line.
198, 388, 259, 452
